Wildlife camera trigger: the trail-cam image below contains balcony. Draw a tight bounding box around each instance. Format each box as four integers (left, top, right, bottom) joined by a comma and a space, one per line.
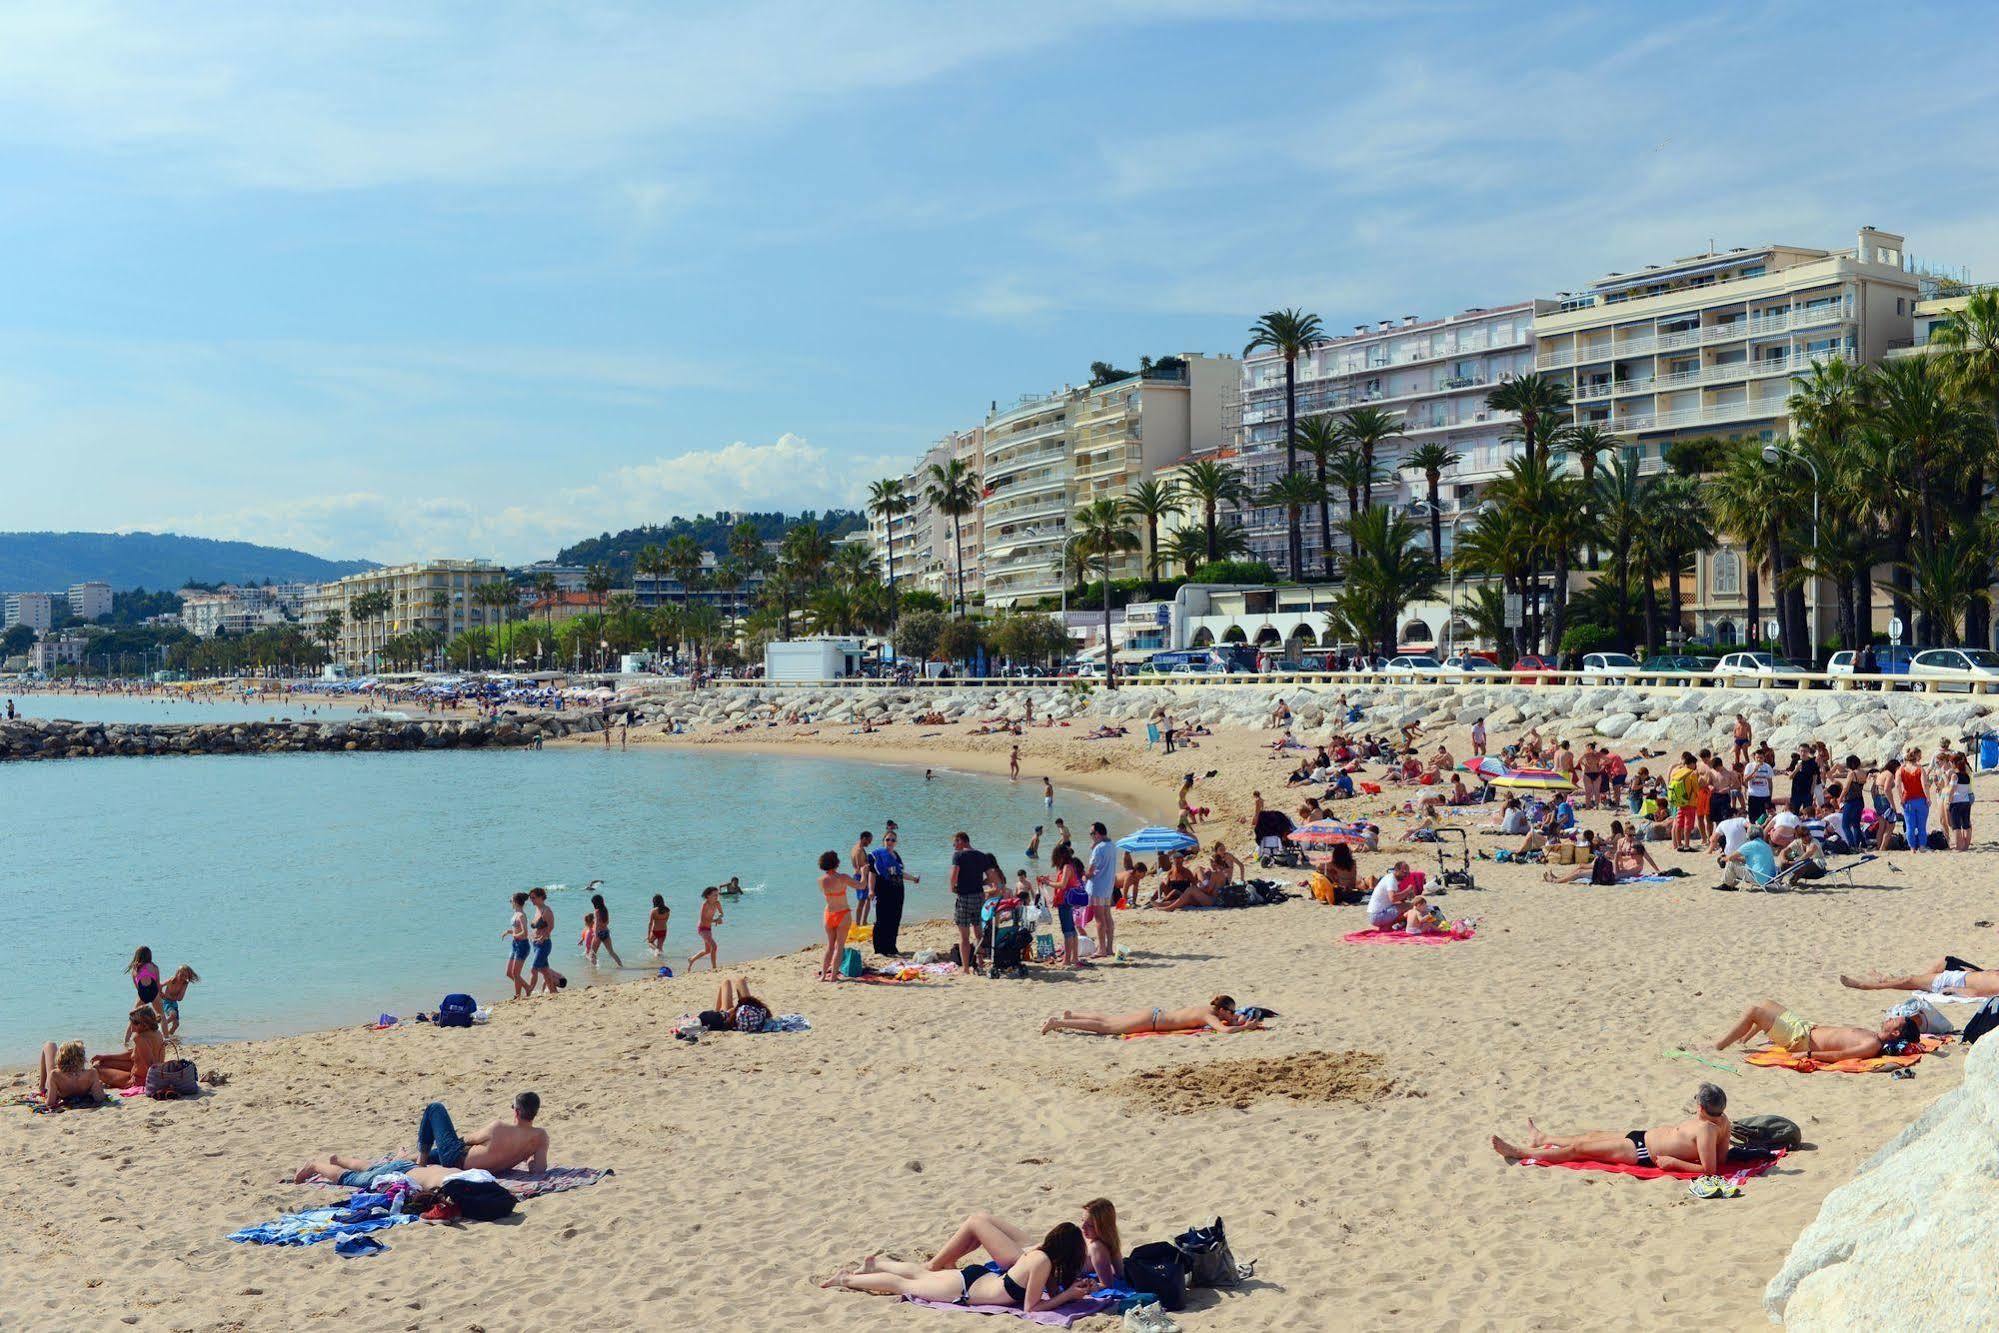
983, 438, 1069, 478
1612, 397, 1790, 434
985, 491, 1070, 527
1535, 300, 1855, 369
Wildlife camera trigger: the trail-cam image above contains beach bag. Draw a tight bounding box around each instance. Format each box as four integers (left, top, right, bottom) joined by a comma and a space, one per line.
1216, 882, 1250, 910
1125, 1242, 1189, 1313
1731, 1114, 1803, 1152
1962, 997, 1999, 1046
436, 994, 477, 1029
145, 1058, 199, 1100
838, 948, 864, 978
1175, 1217, 1248, 1288
438, 1177, 516, 1222
1928, 830, 1948, 851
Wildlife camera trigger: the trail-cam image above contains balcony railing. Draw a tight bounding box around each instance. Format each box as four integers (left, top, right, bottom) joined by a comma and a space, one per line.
1536, 300, 1854, 369
1611, 397, 1790, 433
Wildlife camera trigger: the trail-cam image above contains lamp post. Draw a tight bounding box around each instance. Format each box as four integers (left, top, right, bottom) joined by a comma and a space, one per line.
1409, 500, 1482, 660
1762, 442, 1821, 662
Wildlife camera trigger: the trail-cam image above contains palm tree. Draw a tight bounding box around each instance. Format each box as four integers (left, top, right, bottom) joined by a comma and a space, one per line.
428, 589, 450, 668
1070, 497, 1141, 688
1175, 459, 1249, 564
1640, 475, 1714, 650
925, 458, 981, 616
1883, 525, 1994, 647
663, 534, 703, 613
1403, 441, 1462, 565
867, 476, 911, 628
634, 543, 666, 606
1123, 478, 1183, 587
1256, 473, 1325, 581
1295, 416, 1343, 578
711, 560, 745, 621
1704, 443, 1785, 653
1334, 406, 1406, 514
1870, 356, 1983, 644
1485, 373, 1573, 466
314, 609, 342, 664
1556, 423, 1617, 571
1244, 308, 1325, 575
728, 520, 767, 574
1342, 506, 1442, 660
1929, 291, 1999, 647
1327, 445, 1380, 563
584, 563, 613, 616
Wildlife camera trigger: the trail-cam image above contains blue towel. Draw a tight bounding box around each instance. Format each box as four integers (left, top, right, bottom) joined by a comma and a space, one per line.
335, 1234, 387, 1257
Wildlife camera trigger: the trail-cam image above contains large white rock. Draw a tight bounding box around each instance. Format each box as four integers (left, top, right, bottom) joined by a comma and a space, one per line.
1766, 1029, 1999, 1328
1594, 712, 1637, 739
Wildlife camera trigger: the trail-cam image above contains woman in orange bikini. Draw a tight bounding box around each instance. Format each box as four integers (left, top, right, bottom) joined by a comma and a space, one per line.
817, 850, 862, 981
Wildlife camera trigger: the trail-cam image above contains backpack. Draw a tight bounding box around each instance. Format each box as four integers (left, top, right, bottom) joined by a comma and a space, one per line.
145, 1058, 199, 1099
436, 993, 477, 1029
1216, 882, 1250, 910
838, 948, 864, 978
438, 1177, 516, 1222
1174, 1217, 1250, 1288
1125, 1241, 1189, 1312
1928, 829, 1949, 851
1731, 1114, 1803, 1151
1962, 996, 1999, 1046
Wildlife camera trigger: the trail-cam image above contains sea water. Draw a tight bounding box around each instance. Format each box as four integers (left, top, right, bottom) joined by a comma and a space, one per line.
6, 693, 366, 725
0, 744, 1134, 1063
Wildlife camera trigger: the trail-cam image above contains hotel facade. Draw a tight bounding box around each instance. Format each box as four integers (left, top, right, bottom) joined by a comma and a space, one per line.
303, 559, 506, 669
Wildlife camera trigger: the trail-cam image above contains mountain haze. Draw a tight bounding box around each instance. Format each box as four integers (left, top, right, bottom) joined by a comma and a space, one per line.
0, 532, 375, 592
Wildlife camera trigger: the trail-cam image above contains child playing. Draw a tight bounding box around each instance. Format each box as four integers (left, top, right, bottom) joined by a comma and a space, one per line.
160, 965, 199, 1040
647, 895, 670, 959
128, 947, 162, 1018
686, 886, 723, 973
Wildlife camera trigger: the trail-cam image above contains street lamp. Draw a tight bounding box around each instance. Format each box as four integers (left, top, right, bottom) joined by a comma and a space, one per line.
1408, 499, 1483, 660
1762, 442, 1821, 661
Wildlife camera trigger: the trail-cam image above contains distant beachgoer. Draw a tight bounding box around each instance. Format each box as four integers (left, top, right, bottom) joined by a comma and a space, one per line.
128, 946, 161, 1018
37, 1039, 109, 1110
527, 888, 566, 994
647, 895, 670, 959
1471, 717, 1486, 757
823, 1222, 1096, 1312
1084, 823, 1117, 958
90, 1005, 164, 1090
589, 894, 624, 969
1024, 825, 1043, 862
160, 965, 199, 1039
1043, 777, 1055, 815
925, 1200, 1122, 1287
696, 975, 772, 1032
1491, 1083, 1731, 1173
849, 831, 875, 928
818, 850, 860, 981
1010, 746, 1021, 781
925, 769, 934, 781
1840, 956, 1999, 998
295, 1092, 547, 1184
687, 886, 723, 972
1041, 844, 1084, 966
950, 831, 995, 971
504, 893, 532, 998
1041, 996, 1261, 1036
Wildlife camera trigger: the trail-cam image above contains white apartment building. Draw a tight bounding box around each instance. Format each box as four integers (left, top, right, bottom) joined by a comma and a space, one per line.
1230, 303, 1549, 575
4, 592, 55, 632
302, 560, 506, 669
179, 590, 289, 638
67, 581, 113, 621
1536, 226, 1921, 643
979, 388, 1078, 607
31, 629, 90, 672
866, 427, 985, 606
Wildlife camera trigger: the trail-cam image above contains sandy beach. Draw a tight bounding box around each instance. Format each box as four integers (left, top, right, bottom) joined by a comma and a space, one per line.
4, 706, 1984, 1331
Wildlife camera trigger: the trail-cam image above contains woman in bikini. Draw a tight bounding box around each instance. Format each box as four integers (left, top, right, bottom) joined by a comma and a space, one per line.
504, 892, 532, 998
37, 1039, 109, 1110
817, 850, 861, 981
1039, 996, 1262, 1036
588, 893, 625, 969
646, 895, 670, 959
686, 886, 723, 973
823, 1222, 1096, 1314
924, 1199, 1123, 1288
128, 946, 161, 1019
91, 1005, 165, 1090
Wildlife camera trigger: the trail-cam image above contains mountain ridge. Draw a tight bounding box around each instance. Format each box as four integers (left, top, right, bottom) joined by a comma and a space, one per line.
0, 531, 376, 592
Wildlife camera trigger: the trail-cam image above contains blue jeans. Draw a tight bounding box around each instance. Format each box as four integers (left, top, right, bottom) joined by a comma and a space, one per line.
339, 1160, 415, 1188
1904, 797, 1930, 851
418, 1102, 467, 1167
1841, 806, 1863, 851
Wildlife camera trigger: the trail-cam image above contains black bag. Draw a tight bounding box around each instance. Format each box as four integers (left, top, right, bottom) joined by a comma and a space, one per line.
1928, 829, 1949, 851
1216, 882, 1250, 910
1175, 1217, 1248, 1288
436, 993, 477, 1029
1125, 1241, 1188, 1313
1731, 1114, 1803, 1151
145, 1058, 199, 1099
438, 1177, 516, 1221
1963, 996, 1999, 1046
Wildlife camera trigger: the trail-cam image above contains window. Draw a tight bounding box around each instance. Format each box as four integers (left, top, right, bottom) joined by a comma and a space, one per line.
1710, 549, 1742, 596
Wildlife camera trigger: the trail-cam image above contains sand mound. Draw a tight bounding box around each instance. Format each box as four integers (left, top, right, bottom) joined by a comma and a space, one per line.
1114, 1050, 1401, 1114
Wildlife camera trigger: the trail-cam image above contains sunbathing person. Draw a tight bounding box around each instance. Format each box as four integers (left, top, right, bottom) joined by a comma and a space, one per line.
1840, 956, 1999, 998
1154, 876, 1216, 911
295, 1091, 548, 1184
1491, 1083, 1731, 1173
925, 1199, 1122, 1287
90, 1005, 165, 1090
1040, 996, 1263, 1036
823, 1222, 1097, 1312
37, 1039, 109, 1110
1713, 1000, 1919, 1061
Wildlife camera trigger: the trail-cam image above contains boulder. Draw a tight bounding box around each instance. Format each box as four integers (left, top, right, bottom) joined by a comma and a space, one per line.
1594, 712, 1637, 739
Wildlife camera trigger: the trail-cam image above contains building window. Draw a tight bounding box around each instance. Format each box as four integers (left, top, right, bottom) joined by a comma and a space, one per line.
1710, 549, 1742, 597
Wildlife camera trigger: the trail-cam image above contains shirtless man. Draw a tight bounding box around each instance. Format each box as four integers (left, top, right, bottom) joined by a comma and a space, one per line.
291, 1091, 549, 1185
1492, 1083, 1731, 1174
1840, 956, 1999, 998
1713, 1000, 1919, 1061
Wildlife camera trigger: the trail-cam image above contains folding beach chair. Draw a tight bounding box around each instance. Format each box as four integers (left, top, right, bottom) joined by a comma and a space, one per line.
1821, 852, 1883, 889
1145, 723, 1161, 749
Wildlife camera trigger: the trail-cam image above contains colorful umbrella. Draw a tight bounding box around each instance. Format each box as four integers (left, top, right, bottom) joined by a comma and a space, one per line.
1461, 756, 1507, 780
1288, 821, 1369, 847
1490, 768, 1574, 792
1116, 826, 1200, 854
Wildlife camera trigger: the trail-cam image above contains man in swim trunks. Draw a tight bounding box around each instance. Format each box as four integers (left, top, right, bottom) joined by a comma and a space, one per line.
1491, 1083, 1731, 1173
291, 1091, 549, 1184
1713, 999, 1917, 1061
1839, 956, 1999, 998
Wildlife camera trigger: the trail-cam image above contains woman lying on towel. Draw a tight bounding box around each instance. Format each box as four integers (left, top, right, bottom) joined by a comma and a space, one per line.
923, 1200, 1122, 1288
822, 1221, 1098, 1312
1040, 996, 1263, 1036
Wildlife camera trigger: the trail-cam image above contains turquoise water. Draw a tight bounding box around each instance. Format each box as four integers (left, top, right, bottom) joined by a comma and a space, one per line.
0, 746, 1133, 1063
7, 693, 365, 724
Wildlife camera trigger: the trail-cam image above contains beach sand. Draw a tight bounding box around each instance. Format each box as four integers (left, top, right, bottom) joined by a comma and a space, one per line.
3, 709, 1982, 1331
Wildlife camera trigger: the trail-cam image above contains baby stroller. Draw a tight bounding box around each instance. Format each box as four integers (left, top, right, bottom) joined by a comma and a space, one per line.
1433, 828, 1477, 892
982, 897, 1030, 979
1258, 837, 1307, 870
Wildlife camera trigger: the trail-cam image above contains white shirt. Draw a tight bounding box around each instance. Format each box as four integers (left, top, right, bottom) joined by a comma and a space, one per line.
1769, 811, 1801, 834
1368, 873, 1401, 917
1747, 763, 1773, 798
1499, 809, 1529, 835
1715, 817, 1751, 855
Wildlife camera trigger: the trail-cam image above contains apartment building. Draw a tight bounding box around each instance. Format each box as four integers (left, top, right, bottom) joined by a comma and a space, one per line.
31, 629, 89, 672
865, 427, 985, 606
66, 581, 112, 621
4, 592, 55, 632
302, 559, 506, 668
180, 590, 289, 638
632, 550, 765, 617
1229, 304, 1549, 573
1887, 289, 1980, 359
1536, 226, 1920, 643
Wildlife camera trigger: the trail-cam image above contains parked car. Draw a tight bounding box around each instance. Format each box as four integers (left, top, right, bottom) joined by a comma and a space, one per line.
1906, 647, 1999, 692
1641, 654, 1713, 679
1509, 654, 1558, 684
1383, 654, 1444, 681
1439, 654, 1502, 676
1827, 645, 1924, 681
1579, 651, 1641, 683
1711, 651, 1811, 685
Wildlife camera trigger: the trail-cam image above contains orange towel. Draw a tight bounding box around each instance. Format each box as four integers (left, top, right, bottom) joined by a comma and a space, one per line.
1745, 1035, 1946, 1074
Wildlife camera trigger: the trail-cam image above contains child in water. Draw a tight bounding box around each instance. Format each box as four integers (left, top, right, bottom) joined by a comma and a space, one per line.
647, 895, 671, 958
128, 947, 161, 1018
686, 886, 723, 973
160, 965, 200, 1040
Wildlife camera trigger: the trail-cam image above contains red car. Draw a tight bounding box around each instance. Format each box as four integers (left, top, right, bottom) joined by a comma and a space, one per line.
1510, 654, 1558, 685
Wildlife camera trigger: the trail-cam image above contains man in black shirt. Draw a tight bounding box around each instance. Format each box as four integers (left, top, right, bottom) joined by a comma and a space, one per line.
950, 831, 998, 970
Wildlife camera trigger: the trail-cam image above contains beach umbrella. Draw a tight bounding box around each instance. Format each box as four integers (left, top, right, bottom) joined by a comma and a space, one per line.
1461, 756, 1507, 780
1116, 826, 1200, 854
1491, 768, 1574, 792
1288, 821, 1368, 847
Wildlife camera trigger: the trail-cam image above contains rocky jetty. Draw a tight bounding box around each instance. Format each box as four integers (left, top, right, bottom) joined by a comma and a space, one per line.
0, 710, 599, 761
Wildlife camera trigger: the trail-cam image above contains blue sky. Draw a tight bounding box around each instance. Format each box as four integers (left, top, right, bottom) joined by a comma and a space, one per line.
2, 1, 1996, 563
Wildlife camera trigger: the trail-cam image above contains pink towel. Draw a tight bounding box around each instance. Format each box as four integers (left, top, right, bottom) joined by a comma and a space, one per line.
1342, 928, 1468, 946
898, 1294, 1116, 1326
1519, 1148, 1786, 1182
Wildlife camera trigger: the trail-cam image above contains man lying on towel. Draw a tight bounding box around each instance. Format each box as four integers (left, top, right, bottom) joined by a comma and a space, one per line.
1492, 1082, 1730, 1172
1714, 1000, 1918, 1062
293, 1091, 548, 1186
1839, 955, 1999, 998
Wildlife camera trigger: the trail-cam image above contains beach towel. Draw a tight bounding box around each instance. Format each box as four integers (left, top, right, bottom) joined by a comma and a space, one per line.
1343, 927, 1472, 946
1519, 1147, 1786, 1182
1119, 1027, 1235, 1042
11, 1092, 119, 1114
1745, 1036, 1945, 1074
302, 1164, 612, 1198
898, 1293, 1119, 1326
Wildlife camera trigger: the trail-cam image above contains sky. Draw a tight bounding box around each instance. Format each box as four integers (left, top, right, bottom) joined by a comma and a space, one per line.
2, 0, 1997, 564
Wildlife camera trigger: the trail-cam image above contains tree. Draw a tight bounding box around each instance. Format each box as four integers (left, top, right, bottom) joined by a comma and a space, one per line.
936, 616, 986, 667
1295, 416, 1343, 578
1485, 373, 1573, 466
584, 563, 613, 617
1403, 441, 1462, 565
1244, 308, 1325, 575
663, 534, 704, 610
1175, 459, 1249, 564
1123, 477, 1183, 586
728, 520, 767, 576
1166, 525, 1246, 578
893, 608, 946, 665
867, 476, 910, 629
313, 610, 342, 662
1706, 443, 1788, 656
1069, 497, 1141, 688
924, 458, 981, 616
1334, 406, 1406, 513
1882, 526, 1994, 647
1256, 473, 1325, 581
1327, 445, 1379, 563
1556, 424, 1616, 569
1340, 506, 1442, 660
1928, 291, 1999, 646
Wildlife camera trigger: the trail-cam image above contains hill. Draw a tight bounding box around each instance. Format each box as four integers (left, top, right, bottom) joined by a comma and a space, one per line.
553, 510, 866, 581
0, 532, 375, 592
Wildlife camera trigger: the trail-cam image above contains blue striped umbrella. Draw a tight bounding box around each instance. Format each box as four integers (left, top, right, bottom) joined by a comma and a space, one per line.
1116, 826, 1200, 854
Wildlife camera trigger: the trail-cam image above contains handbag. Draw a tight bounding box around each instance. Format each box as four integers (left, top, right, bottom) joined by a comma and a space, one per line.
146, 1058, 199, 1099
1175, 1217, 1250, 1288
1124, 1241, 1188, 1312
